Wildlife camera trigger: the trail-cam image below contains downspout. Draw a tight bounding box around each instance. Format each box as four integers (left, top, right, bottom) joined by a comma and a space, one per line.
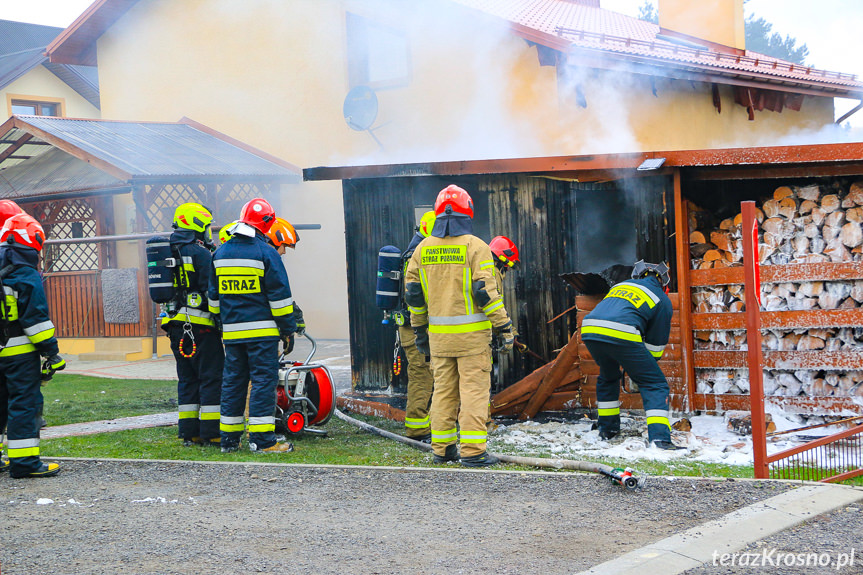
835, 100, 863, 125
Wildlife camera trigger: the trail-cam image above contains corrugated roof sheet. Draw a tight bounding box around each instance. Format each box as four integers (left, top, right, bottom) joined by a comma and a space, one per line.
17, 116, 300, 181
451, 0, 863, 93
0, 146, 127, 200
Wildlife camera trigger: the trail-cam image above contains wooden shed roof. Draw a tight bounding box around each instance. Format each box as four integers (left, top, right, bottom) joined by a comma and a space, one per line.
304, 142, 863, 183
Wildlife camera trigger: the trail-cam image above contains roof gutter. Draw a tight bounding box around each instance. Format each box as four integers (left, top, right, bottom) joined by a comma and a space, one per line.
836, 100, 863, 125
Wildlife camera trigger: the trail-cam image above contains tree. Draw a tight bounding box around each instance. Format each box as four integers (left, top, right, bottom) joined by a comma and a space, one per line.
635, 1, 809, 65
744, 15, 809, 64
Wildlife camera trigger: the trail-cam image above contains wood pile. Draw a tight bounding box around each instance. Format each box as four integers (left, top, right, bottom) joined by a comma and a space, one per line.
689, 181, 863, 410
689, 181, 863, 269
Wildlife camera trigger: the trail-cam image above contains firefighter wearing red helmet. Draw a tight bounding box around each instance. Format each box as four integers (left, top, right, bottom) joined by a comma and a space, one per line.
0, 213, 64, 478
208, 198, 296, 454
405, 185, 514, 467
0, 200, 23, 226
487, 235, 520, 428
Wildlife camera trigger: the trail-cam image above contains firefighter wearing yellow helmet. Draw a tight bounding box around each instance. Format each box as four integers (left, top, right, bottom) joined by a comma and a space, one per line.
396, 210, 436, 442
163, 202, 224, 447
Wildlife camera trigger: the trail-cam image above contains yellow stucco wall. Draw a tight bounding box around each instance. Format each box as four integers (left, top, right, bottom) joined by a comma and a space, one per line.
659, 0, 745, 50
93, 0, 837, 338
2, 65, 100, 120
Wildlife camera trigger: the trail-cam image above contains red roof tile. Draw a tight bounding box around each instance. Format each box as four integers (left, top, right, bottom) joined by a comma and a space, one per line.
452, 0, 863, 96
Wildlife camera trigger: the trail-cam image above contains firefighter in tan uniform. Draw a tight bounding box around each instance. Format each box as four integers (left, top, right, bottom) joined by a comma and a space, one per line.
487, 235, 520, 429
399, 211, 436, 441
405, 185, 514, 467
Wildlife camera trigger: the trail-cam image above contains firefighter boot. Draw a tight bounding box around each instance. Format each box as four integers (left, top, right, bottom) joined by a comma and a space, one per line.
652, 440, 684, 451
0, 458, 8, 472
593, 414, 620, 440
10, 462, 60, 479
460, 451, 500, 468
432, 443, 459, 463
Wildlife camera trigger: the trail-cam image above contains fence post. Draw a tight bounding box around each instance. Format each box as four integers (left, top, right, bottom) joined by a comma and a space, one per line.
741, 201, 768, 479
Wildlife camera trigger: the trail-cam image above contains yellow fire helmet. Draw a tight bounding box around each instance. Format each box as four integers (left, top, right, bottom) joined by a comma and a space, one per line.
218, 220, 240, 245
173, 203, 213, 235
418, 210, 436, 238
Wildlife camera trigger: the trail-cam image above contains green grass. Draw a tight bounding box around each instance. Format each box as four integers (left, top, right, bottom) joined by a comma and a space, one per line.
42, 375, 176, 426
36, 376, 863, 484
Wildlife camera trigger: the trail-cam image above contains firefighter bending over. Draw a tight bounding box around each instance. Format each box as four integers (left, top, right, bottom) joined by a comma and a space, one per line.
163, 203, 224, 447
208, 198, 296, 454
405, 185, 514, 467
398, 210, 436, 442
580, 260, 682, 450
0, 213, 65, 478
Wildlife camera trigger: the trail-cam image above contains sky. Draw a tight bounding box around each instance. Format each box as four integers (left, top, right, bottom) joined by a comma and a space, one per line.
1, 0, 861, 124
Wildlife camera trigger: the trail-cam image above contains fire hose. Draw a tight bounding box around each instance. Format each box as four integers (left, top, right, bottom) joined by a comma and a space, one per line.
334, 409, 644, 490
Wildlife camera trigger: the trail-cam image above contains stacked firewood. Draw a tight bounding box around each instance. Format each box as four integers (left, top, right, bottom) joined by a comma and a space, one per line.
689, 181, 863, 268
691, 280, 863, 313
696, 327, 863, 352
696, 367, 863, 398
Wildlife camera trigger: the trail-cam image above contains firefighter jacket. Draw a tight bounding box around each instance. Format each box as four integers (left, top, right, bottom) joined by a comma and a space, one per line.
207, 228, 296, 343
162, 228, 215, 329
405, 234, 511, 357
581, 275, 672, 359
0, 245, 59, 359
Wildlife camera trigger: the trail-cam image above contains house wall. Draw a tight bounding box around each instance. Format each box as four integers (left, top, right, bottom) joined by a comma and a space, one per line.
92, 0, 837, 339
2, 65, 100, 120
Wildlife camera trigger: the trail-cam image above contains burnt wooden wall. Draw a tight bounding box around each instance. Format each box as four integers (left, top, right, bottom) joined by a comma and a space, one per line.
343, 173, 674, 392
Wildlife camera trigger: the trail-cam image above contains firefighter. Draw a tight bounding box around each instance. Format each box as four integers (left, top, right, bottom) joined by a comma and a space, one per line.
580, 260, 682, 450
265, 217, 305, 337
208, 198, 296, 454
0, 200, 23, 455
398, 210, 436, 442
218, 220, 240, 245
405, 185, 514, 467
0, 213, 64, 478
162, 203, 224, 447
487, 235, 520, 428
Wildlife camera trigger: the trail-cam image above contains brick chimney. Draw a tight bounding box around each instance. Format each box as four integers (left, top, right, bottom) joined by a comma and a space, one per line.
658, 0, 745, 52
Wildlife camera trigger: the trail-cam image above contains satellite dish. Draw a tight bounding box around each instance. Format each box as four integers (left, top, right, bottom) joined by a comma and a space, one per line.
343, 86, 378, 132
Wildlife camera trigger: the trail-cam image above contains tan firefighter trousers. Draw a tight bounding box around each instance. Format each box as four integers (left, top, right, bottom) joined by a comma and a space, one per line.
399, 325, 434, 439
430, 348, 492, 458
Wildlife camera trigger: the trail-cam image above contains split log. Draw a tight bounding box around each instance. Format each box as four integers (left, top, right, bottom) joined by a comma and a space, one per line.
810, 207, 826, 226
825, 210, 846, 229
847, 207, 863, 223
797, 335, 826, 351
824, 238, 852, 262
822, 225, 840, 242
689, 230, 706, 244
803, 222, 820, 238
821, 194, 841, 213
778, 197, 797, 219
762, 199, 780, 218
841, 222, 863, 248
710, 230, 732, 252
703, 250, 723, 262
797, 184, 821, 202
799, 199, 817, 215
774, 186, 794, 201
690, 242, 716, 258
847, 181, 863, 206
719, 218, 735, 230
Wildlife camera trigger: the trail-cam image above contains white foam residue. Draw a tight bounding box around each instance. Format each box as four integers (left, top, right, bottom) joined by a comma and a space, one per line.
36, 498, 54, 505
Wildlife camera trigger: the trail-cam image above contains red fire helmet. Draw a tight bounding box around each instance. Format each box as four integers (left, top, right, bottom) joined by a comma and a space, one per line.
1, 213, 46, 251
0, 200, 23, 226
434, 185, 473, 218
239, 198, 276, 233
489, 236, 519, 268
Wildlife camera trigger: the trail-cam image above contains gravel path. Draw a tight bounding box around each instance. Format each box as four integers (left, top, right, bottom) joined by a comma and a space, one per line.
2, 460, 792, 575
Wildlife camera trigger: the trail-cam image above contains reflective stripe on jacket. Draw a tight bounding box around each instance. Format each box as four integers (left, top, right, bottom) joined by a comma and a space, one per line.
405, 234, 511, 357
0, 246, 58, 358
580, 275, 672, 359
207, 231, 295, 343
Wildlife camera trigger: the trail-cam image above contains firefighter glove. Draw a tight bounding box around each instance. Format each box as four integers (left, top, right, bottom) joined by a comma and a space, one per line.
495, 323, 515, 353
41, 354, 66, 382
414, 326, 430, 358
293, 305, 306, 336
281, 334, 295, 355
